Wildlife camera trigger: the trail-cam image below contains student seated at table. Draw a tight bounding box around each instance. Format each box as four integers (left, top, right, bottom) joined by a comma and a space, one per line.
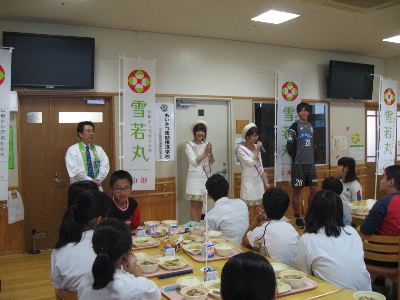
221, 252, 276, 300
361, 165, 400, 236
51, 190, 111, 292
205, 174, 249, 244
108, 170, 141, 230
296, 190, 371, 291
242, 188, 299, 267
78, 219, 160, 300
322, 176, 352, 226
336, 157, 362, 204
67, 180, 99, 209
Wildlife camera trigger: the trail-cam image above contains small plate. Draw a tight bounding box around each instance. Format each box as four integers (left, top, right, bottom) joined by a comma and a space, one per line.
159, 256, 188, 270
277, 279, 291, 294
182, 243, 203, 255
132, 236, 156, 247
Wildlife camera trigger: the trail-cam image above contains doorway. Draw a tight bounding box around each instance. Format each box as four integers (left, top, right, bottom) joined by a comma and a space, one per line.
19, 93, 114, 250
175, 98, 231, 223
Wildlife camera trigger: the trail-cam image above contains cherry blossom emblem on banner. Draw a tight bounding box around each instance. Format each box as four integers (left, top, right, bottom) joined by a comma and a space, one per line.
282, 81, 298, 101
0, 66, 5, 86
384, 88, 396, 106
128, 69, 151, 93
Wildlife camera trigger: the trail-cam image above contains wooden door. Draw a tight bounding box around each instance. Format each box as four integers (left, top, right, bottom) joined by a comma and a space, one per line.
19, 93, 114, 250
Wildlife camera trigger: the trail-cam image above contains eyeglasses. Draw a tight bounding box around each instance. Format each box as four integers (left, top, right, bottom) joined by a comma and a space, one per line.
83, 129, 95, 133
112, 186, 132, 193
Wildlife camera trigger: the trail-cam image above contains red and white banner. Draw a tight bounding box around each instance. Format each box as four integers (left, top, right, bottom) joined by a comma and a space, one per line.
0, 49, 11, 200
275, 72, 302, 182
377, 77, 398, 175
122, 58, 156, 190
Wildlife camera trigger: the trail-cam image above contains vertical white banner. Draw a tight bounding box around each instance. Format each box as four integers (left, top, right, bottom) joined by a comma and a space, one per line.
377, 77, 398, 175
275, 72, 302, 182
0, 49, 11, 200
122, 58, 156, 190
156, 102, 175, 161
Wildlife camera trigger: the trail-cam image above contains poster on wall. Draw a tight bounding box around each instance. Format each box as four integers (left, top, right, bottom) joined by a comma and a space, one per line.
156, 102, 175, 161
376, 77, 398, 175
122, 58, 156, 190
275, 71, 302, 182
0, 49, 11, 200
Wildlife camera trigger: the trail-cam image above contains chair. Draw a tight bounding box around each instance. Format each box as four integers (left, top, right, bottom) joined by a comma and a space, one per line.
55, 288, 78, 300
360, 233, 400, 299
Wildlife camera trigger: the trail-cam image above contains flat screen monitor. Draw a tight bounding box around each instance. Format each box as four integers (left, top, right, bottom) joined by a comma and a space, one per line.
2, 32, 95, 89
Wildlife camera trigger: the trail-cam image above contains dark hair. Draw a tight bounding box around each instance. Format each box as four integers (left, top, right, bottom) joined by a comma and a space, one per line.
296, 102, 312, 114
192, 123, 207, 140
205, 174, 229, 201
245, 126, 259, 138
337, 157, 358, 183
92, 219, 132, 290
304, 190, 344, 237
67, 180, 99, 208
322, 176, 343, 195
77, 121, 95, 135
263, 188, 290, 220
109, 170, 133, 187
384, 165, 400, 191
55, 190, 111, 249
221, 252, 276, 300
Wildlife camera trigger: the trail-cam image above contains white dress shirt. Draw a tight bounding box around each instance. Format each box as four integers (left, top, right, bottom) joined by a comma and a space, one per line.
65, 143, 109, 185
78, 268, 161, 300
247, 219, 299, 267
51, 230, 96, 292
207, 197, 249, 244
295, 226, 371, 291
236, 145, 266, 202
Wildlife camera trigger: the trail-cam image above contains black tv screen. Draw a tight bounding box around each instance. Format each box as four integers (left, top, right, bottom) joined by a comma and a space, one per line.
2, 32, 94, 89
327, 60, 374, 100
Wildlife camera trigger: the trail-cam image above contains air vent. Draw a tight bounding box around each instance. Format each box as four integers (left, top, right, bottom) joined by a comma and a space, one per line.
304, 0, 400, 13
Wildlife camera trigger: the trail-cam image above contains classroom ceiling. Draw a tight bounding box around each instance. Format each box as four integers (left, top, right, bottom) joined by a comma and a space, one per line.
1, 0, 400, 59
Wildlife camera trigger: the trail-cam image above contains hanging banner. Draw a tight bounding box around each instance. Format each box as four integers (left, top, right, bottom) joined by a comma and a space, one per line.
0, 49, 11, 200
122, 58, 156, 190
377, 77, 398, 175
275, 72, 302, 182
156, 102, 175, 161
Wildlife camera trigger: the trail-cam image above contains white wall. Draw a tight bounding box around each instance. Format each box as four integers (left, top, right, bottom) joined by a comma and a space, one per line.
384, 55, 400, 82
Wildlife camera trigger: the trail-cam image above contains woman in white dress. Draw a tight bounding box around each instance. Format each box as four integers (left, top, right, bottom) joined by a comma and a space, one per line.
185, 120, 214, 221
78, 219, 161, 300
236, 123, 268, 219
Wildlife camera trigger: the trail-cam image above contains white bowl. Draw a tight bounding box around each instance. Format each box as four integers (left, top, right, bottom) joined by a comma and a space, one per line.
271, 262, 288, 275
159, 256, 188, 270
276, 279, 291, 295
136, 258, 159, 274
214, 244, 233, 257
182, 243, 203, 255
190, 226, 206, 236
162, 219, 178, 226
279, 270, 307, 289
202, 279, 221, 298
176, 276, 204, 289
144, 220, 160, 226
353, 291, 386, 300
207, 230, 223, 238
181, 286, 209, 300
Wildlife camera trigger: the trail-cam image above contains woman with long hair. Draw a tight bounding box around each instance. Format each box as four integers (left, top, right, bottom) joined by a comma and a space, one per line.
185, 120, 214, 221
78, 219, 160, 299
295, 190, 371, 291
51, 190, 110, 292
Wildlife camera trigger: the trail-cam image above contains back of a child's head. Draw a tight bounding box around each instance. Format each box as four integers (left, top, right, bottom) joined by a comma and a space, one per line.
205, 174, 229, 200
91, 219, 132, 290
67, 180, 99, 208
322, 176, 343, 195
262, 188, 290, 220
337, 157, 358, 183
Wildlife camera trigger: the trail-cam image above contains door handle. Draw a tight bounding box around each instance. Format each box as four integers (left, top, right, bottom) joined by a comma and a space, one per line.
54, 172, 65, 184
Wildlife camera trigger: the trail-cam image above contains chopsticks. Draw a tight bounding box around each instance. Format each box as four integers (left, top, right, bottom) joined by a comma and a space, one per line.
304, 289, 341, 299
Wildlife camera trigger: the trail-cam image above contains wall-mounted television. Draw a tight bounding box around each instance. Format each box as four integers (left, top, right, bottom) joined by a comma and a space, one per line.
2, 32, 95, 89
327, 60, 374, 100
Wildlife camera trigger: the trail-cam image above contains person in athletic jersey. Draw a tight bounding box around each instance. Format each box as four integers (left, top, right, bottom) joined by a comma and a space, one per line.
287, 103, 317, 228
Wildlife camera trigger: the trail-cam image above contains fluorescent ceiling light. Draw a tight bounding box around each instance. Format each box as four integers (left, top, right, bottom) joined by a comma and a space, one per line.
251, 9, 299, 24
383, 35, 400, 44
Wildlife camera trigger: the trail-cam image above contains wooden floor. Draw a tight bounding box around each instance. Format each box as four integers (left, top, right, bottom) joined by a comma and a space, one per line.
0, 251, 54, 300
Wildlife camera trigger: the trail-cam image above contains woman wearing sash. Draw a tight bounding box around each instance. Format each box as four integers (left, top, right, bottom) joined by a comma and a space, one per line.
185, 120, 214, 222
236, 123, 269, 219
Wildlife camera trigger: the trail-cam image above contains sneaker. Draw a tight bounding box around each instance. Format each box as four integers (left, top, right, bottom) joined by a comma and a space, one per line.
295, 217, 305, 228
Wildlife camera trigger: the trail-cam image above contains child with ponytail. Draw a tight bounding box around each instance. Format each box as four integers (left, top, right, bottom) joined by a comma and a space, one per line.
78, 219, 160, 300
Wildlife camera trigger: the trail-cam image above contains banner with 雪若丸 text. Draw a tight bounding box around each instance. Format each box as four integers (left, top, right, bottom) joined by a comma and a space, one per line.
156, 102, 175, 161
0, 49, 11, 200
122, 58, 156, 190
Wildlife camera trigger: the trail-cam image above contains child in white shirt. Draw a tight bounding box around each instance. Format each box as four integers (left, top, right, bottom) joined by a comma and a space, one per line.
78, 219, 160, 300
242, 188, 299, 267
336, 157, 362, 204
